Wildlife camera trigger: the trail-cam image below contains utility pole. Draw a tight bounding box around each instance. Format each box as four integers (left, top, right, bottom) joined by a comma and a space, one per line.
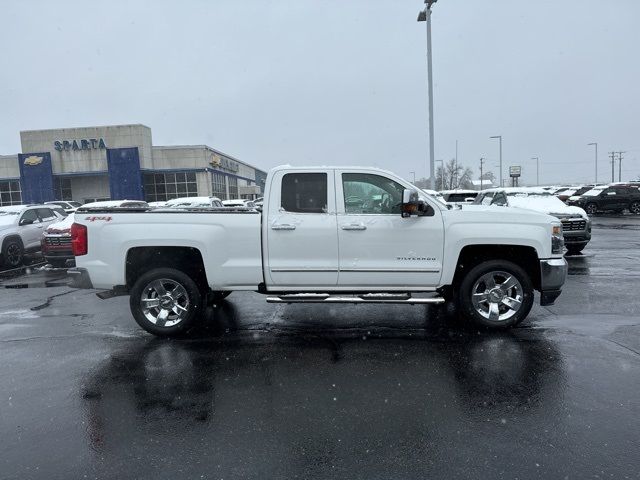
490, 135, 503, 186
608, 152, 615, 182
417, 0, 438, 190
588, 142, 598, 183
616, 152, 625, 182
479, 157, 485, 191
531, 156, 539, 185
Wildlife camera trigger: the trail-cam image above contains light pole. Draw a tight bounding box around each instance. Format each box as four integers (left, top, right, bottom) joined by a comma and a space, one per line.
587, 142, 597, 183
417, 0, 438, 190
410, 171, 416, 184
479, 157, 485, 191
490, 135, 502, 186
531, 156, 539, 185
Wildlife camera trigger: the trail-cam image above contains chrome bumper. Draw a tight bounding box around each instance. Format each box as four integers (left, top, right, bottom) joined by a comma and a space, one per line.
539, 258, 568, 306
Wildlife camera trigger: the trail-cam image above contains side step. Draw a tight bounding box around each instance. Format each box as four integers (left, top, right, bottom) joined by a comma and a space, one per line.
266, 293, 445, 305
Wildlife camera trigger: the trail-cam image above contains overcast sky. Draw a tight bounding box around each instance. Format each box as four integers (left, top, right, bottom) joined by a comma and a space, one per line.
2, 0, 639, 185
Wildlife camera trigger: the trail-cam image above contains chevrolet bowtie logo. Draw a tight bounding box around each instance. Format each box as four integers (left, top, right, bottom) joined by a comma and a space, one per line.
23, 155, 43, 166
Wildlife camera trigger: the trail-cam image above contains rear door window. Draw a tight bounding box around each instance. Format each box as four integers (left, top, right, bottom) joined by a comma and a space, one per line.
281, 173, 327, 213
37, 208, 57, 221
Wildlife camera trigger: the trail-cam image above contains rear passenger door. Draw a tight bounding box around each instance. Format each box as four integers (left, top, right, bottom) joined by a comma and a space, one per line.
265, 170, 338, 288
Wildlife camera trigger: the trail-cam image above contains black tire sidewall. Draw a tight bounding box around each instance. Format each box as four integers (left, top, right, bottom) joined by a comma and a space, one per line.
2, 239, 24, 268
458, 260, 534, 329
566, 244, 585, 255
129, 268, 203, 337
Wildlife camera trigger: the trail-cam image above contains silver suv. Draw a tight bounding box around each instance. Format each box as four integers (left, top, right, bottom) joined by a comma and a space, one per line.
0, 205, 63, 268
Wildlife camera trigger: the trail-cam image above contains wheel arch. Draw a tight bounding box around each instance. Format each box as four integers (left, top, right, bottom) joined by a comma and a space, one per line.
450, 244, 541, 292
125, 246, 208, 293
2, 234, 24, 249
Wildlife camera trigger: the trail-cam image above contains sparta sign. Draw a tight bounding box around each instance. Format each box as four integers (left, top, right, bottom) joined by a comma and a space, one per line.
54, 138, 107, 151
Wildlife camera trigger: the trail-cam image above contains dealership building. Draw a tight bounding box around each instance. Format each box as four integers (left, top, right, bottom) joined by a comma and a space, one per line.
0, 124, 267, 206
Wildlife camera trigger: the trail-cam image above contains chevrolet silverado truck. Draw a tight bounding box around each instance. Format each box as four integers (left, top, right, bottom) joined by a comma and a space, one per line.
69, 166, 568, 336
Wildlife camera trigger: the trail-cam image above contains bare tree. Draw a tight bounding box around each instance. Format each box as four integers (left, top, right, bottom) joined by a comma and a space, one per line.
436, 159, 474, 190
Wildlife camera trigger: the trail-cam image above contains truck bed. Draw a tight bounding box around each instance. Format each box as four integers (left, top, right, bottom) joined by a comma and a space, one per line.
74, 208, 263, 290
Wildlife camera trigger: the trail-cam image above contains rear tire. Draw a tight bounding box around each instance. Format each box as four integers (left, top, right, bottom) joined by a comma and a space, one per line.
629, 201, 640, 215
585, 203, 598, 215
209, 291, 232, 304
2, 239, 24, 268
458, 260, 534, 329
129, 268, 203, 337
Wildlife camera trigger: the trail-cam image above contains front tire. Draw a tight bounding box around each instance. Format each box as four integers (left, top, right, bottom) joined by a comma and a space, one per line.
629, 201, 640, 215
129, 268, 203, 337
2, 239, 24, 268
458, 260, 534, 329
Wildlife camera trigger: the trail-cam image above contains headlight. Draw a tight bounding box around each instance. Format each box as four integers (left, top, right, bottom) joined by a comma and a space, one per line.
551, 223, 564, 254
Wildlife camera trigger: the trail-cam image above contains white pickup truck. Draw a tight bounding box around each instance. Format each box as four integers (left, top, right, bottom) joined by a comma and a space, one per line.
69, 166, 567, 336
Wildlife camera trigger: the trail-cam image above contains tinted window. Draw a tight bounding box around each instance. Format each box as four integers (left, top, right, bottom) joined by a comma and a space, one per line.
20, 209, 39, 224
37, 208, 56, 221
281, 173, 327, 213
342, 173, 404, 214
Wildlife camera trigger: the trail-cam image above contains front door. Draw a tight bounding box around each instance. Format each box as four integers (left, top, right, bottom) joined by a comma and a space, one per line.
18, 209, 43, 250
336, 171, 444, 289
265, 170, 339, 288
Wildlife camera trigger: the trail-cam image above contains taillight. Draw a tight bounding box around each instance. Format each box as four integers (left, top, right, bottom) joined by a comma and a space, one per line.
70, 223, 88, 256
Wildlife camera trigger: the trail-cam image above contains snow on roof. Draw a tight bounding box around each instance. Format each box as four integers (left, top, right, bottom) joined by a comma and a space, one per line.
82, 200, 148, 208
507, 195, 587, 217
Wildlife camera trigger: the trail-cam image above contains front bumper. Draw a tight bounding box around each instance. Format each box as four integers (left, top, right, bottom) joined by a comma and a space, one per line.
539, 258, 568, 306
67, 267, 94, 289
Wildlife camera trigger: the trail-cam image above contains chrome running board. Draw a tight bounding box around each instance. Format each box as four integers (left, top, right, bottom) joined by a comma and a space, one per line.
266, 293, 445, 305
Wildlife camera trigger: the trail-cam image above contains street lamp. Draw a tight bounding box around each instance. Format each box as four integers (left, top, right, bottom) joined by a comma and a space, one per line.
531, 156, 539, 185
490, 135, 502, 186
417, 0, 438, 190
587, 142, 598, 183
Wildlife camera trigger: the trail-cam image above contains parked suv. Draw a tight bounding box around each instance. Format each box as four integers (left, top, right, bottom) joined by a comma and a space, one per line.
0, 205, 63, 268
475, 188, 592, 254
567, 186, 640, 215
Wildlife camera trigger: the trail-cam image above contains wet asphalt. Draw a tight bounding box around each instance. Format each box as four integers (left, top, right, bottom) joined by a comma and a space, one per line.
1, 216, 639, 479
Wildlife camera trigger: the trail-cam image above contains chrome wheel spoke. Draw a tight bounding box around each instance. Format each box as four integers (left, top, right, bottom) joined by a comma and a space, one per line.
142, 298, 160, 309
171, 284, 188, 301
156, 308, 169, 326
500, 275, 517, 291
502, 296, 522, 311
172, 303, 187, 314
149, 280, 167, 296
472, 291, 489, 302
488, 302, 500, 321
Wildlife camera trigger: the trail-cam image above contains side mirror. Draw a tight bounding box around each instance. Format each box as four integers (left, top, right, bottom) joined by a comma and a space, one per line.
402, 189, 434, 218
19, 218, 34, 226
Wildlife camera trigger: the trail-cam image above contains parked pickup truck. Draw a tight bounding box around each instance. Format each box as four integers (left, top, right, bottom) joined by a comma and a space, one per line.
69, 166, 568, 336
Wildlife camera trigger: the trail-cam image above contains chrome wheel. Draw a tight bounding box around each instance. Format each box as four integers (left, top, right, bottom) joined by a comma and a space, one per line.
6, 243, 22, 266
471, 271, 524, 323
585, 203, 597, 215
630, 202, 640, 214
140, 278, 190, 327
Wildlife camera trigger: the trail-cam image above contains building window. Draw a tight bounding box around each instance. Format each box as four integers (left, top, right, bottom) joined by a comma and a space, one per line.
228, 176, 238, 199
54, 177, 73, 201
0, 180, 22, 206
143, 172, 198, 202
211, 172, 227, 200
